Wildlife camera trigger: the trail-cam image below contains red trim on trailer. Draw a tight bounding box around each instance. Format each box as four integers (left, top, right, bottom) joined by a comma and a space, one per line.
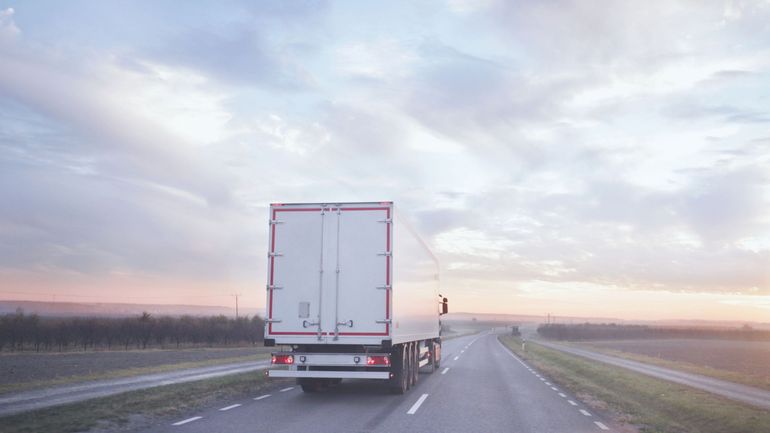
340, 207, 389, 211
274, 208, 323, 212
385, 207, 391, 335
267, 205, 392, 337
269, 207, 276, 334
339, 332, 388, 336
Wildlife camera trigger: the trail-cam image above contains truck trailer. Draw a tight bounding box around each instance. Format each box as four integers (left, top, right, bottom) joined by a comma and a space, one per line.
264, 201, 448, 393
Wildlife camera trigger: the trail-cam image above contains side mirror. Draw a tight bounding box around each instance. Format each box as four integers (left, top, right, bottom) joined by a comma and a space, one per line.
441, 298, 448, 315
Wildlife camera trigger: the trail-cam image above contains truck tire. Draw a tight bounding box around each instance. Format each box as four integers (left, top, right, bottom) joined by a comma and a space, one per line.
299, 378, 325, 393
422, 342, 436, 373
389, 345, 409, 394
409, 343, 418, 387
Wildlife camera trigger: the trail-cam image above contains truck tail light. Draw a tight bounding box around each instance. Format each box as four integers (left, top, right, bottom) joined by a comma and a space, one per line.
272, 354, 294, 365
366, 355, 390, 366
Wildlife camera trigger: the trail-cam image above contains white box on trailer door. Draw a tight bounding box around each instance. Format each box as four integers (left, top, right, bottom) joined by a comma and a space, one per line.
264, 202, 440, 347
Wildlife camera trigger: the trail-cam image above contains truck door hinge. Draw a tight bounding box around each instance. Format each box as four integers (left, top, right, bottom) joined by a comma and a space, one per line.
378, 252, 392, 257
265, 318, 282, 323
266, 285, 283, 291
376, 319, 392, 324
376, 285, 391, 290
269, 219, 284, 225
268, 252, 283, 257
378, 218, 392, 224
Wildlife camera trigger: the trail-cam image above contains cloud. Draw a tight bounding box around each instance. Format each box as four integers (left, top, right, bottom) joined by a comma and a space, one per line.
1, 1, 769, 310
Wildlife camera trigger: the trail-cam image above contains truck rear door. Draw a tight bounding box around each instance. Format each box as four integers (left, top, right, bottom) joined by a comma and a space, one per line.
267, 203, 391, 341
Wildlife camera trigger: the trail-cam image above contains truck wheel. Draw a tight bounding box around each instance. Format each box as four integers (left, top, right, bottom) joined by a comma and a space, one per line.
389, 345, 408, 394
299, 378, 324, 393
423, 342, 436, 373
409, 343, 418, 387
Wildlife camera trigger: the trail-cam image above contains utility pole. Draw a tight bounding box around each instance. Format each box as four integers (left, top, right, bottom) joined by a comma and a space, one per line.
232, 293, 242, 319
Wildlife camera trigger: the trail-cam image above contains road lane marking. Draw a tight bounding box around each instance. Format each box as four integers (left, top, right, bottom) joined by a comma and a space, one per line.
280, 387, 294, 392
568, 400, 578, 406
539, 378, 546, 381
545, 381, 551, 385
559, 393, 567, 398
254, 394, 271, 400
407, 393, 429, 415
550, 386, 558, 391
172, 416, 202, 426
454, 356, 459, 361
219, 404, 241, 411
441, 367, 450, 375
594, 421, 609, 430
461, 350, 465, 353
580, 409, 592, 416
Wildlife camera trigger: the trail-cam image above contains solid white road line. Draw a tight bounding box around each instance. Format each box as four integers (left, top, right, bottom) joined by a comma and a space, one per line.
594, 421, 610, 430
254, 394, 271, 400
279, 387, 294, 392
558, 393, 567, 398
407, 393, 429, 415
172, 416, 202, 426
441, 367, 450, 375
568, 400, 578, 406
219, 404, 241, 411
454, 356, 459, 361
580, 409, 592, 417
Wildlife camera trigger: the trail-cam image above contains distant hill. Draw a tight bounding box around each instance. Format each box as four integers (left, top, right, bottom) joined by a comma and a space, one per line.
0, 300, 265, 318
444, 312, 770, 330
444, 312, 621, 324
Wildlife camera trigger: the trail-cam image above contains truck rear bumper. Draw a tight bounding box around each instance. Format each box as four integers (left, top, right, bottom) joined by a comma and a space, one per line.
268, 370, 391, 380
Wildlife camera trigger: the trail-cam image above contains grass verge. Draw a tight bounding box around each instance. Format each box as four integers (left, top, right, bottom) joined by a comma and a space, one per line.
0, 352, 271, 395
0, 369, 290, 433
575, 342, 770, 392
499, 335, 770, 433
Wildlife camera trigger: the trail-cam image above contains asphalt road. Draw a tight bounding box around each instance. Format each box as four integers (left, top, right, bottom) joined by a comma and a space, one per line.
537, 340, 770, 410
0, 359, 271, 416
142, 332, 615, 433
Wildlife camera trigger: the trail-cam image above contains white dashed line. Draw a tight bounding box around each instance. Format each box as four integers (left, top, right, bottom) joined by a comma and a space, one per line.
594, 421, 609, 430
568, 400, 578, 406
545, 381, 551, 385
539, 378, 546, 381
454, 356, 459, 361
172, 416, 202, 426
580, 409, 592, 417
558, 393, 567, 398
219, 404, 241, 411
407, 393, 430, 415
441, 367, 450, 375
280, 387, 294, 392
254, 394, 271, 400
550, 386, 558, 391
461, 350, 465, 353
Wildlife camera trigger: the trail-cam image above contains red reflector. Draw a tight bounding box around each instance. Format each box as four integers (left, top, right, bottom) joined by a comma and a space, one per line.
366, 355, 390, 366
272, 354, 294, 365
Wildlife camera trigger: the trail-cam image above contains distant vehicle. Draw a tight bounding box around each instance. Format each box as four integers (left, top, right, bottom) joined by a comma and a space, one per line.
264, 202, 448, 393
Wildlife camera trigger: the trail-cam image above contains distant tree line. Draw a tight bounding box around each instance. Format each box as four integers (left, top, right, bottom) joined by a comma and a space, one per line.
537, 323, 770, 341
0, 309, 264, 352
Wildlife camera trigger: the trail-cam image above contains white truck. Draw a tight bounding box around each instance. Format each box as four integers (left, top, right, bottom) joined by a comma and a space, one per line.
264, 201, 448, 393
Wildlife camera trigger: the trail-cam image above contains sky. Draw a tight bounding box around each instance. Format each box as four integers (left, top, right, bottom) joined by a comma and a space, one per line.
1, 0, 769, 322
